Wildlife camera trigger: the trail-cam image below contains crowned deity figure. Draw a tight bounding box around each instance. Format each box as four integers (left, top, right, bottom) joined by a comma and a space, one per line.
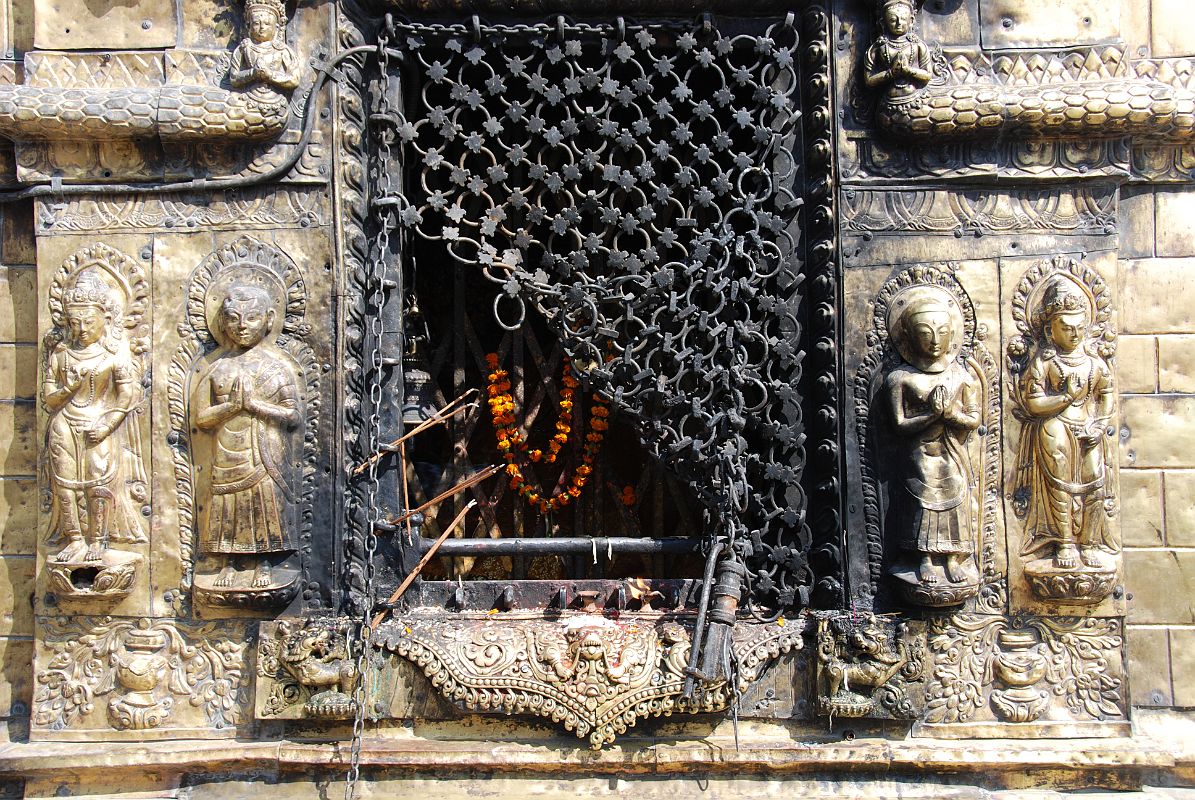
883, 287, 981, 598
192, 283, 302, 591
43, 269, 148, 564
864, 0, 933, 107
228, 0, 300, 102
1013, 282, 1116, 575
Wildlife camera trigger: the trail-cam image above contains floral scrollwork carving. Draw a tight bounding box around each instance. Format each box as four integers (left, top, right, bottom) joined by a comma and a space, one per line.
924, 614, 1124, 725
33, 617, 249, 734
376, 614, 804, 748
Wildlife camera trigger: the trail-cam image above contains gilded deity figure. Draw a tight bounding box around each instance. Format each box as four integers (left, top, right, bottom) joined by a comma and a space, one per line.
193, 283, 301, 590
884, 288, 981, 595
1013, 282, 1115, 574
43, 269, 148, 564
228, 0, 300, 101
864, 0, 933, 106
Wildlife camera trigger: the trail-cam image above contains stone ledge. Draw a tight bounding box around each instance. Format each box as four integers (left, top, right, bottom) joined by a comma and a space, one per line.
0, 733, 1178, 778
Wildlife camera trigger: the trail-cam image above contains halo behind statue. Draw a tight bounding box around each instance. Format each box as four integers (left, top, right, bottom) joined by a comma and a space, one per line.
185, 235, 307, 347
871, 264, 977, 363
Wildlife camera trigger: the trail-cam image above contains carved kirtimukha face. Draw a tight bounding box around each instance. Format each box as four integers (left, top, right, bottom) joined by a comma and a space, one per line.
1049, 311, 1087, 354
908, 309, 953, 364
883, 3, 913, 36
247, 7, 278, 43
219, 287, 274, 350
67, 305, 107, 347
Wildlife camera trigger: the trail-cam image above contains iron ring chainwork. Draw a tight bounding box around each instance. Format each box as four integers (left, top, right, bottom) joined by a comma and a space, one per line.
371, 14, 813, 612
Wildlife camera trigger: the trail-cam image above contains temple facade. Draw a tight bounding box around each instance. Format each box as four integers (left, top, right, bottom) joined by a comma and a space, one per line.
0, 0, 1191, 796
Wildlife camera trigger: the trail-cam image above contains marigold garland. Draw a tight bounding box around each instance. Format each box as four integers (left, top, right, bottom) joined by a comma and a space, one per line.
485, 352, 609, 514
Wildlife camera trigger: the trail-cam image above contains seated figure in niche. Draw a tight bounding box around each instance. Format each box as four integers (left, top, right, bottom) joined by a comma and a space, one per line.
193, 283, 302, 589
229, 0, 301, 100
864, 0, 933, 107
883, 287, 981, 592
44, 269, 148, 563
1014, 282, 1115, 573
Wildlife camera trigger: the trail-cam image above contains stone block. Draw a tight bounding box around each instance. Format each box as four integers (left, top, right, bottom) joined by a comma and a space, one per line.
1121, 469, 1165, 547
1154, 0, 1195, 56
1169, 628, 1195, 705
1127, 626, 1172, 706
0, 267, 34, 343
1119, 259, 1195, 334
0, 404, 34, 477
1119, 187, 1154, 259
1122, 396, 1195, 468
0, 345, 34, 401
1, 203, 34, 266
1155, 189, 1195, 258
1125, 549, 1195, 624
1118, 335, 1158, 394
0, 637, 31, 719
1158, 334, 1195, 393
0, 557, 32, 637
0, 479, 34, 556
1164, 470, 1195, 546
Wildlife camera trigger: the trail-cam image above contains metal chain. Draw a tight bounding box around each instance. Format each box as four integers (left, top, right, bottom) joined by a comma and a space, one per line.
346, 22, 396, 800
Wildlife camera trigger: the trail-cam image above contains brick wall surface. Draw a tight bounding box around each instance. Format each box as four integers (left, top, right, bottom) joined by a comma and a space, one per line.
0, 201, 34, 738
1119, 183, 1195, 709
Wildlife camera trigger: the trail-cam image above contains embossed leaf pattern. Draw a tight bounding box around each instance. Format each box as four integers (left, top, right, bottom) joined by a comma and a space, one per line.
1041, 619, 1124, 720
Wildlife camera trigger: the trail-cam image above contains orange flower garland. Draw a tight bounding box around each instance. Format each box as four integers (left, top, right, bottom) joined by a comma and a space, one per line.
485, 352, 609, 514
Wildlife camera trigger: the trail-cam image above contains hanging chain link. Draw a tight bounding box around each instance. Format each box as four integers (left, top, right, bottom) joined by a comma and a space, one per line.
346, 20, 397, 800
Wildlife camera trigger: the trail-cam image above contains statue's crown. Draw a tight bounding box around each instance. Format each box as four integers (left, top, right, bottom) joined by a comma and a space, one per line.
245, 0, 285, 21
64, 269, 114, 311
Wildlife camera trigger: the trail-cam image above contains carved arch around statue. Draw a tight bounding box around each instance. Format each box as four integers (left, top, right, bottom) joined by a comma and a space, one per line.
854, 264, 1003, 612
168, 235, 320, 615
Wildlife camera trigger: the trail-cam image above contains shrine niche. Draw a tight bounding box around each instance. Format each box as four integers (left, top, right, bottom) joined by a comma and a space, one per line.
41, 243, 151, 606
168, 235, 319, 613
1007, 255, 1120, 608
854, 265, 1001, 610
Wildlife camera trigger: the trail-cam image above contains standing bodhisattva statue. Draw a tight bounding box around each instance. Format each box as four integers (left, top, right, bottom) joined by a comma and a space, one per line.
193, 283, 302, 590
1013, 282, 1116, 574
883, 286, 981, 597
44, 268, 148, 564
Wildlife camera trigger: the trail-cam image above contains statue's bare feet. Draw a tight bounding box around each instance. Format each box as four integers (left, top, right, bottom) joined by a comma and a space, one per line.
54, 536, 87, 563
1054, 544, 1079, 570
252, 563, 272, 588
918, 555, 938, 584
214, 565, 236, 587
84, 542, 105, 563
945, 554, 968, 583
1079, 546, 1104, 569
